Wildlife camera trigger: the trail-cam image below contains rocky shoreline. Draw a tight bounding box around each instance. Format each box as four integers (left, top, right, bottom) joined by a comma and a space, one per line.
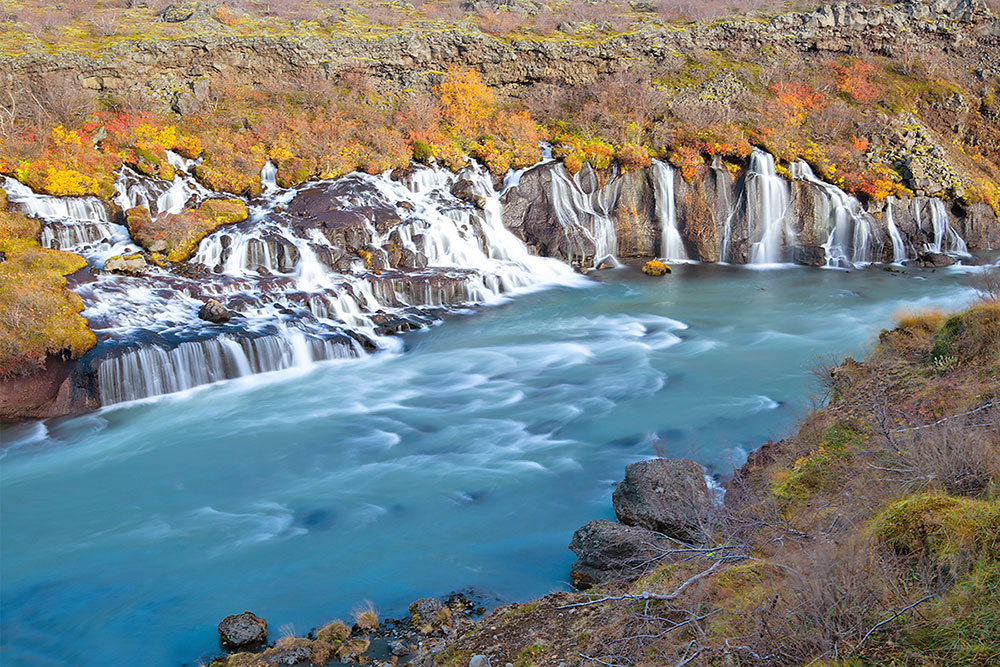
200, 296, 1000, 666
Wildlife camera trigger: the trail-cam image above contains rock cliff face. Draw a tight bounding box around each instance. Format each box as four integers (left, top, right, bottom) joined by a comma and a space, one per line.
501, 154, 999, 267
2, 1, 997, 109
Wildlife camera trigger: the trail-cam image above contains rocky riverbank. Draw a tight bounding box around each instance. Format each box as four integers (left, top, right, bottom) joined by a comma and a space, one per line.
201, 296, 999, 666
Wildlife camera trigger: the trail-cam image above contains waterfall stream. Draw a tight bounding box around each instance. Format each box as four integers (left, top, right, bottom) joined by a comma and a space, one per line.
746, 149, 794, 264
651, 161, 687, 261
793, 161, 877, 267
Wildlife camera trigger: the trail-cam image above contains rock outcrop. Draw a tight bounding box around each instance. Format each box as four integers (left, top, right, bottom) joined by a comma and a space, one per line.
568, 519, 666, 589
612, 458, 713, 543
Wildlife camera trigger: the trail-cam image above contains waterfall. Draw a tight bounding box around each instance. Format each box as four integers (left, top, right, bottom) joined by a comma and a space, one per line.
96, 333, 360, 405
261, 161, 278, 192
3, 176, 110, 222
66, 159, 584, 405
548, 164, 619, 266
651, 161, 687, 261
914, 198, 968, 256
885, 198, 908, 263
793, 161, 877, 267
746, 150, 794, 264
114, 153, 212, 216
3, 176, 133, 256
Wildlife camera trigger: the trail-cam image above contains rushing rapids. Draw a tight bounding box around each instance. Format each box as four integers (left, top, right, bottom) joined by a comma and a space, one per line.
6, 156, 584, 406
2, 148, 981, 407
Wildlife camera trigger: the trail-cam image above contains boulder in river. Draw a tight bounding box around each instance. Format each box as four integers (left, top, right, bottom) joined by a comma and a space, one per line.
642, 260, 670, 276
568, 519, 665, 589
103, 253, 146, 275
198, 298, 231, 323
218, 611, 267, 649
916, 251, 957, 267
612, 458, 712, 542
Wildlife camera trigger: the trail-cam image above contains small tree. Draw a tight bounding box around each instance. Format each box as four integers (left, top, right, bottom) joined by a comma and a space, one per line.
436, 67, 495, 139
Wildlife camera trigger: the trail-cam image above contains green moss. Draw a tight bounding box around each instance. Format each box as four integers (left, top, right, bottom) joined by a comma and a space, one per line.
435, 646, 471, 667
771, 422, 867, 499
872, 493, 1000, 570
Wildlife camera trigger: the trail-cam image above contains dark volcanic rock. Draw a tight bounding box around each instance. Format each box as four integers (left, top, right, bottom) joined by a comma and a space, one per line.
501, 163, 597, 267
612, 458, 712, 542
198, 298, 231, 323
568, 519, 664, 589
794, 244, 827, 266
916, 251, 958, 267
218, 611, 267, 649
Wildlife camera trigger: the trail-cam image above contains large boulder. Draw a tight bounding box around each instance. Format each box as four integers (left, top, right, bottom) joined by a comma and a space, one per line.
612, 458, 713, 542
103, 253, 146, 275
568, 519, 665, 589
218, 611, 267, 649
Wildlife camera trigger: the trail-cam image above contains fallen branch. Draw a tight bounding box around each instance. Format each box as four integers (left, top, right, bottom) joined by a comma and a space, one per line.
849, 594, 936, 655
559, 558, 736, 609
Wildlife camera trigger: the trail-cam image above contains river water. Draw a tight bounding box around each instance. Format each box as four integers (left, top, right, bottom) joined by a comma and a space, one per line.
0, 262, 981, 666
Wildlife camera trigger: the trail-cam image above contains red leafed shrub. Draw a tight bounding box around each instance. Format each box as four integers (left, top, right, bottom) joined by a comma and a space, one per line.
834, 60, 883, 105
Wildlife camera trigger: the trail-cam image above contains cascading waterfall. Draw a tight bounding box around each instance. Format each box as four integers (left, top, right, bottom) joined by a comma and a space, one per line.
97, 333, 360, 405
913, 198, 968, 256
746, 149, 794, 264
14, 156, 580, 406
651, 161, 687, 261
548, 164, 620, 266
3, 176, 128, 254
885, 198, 908, 264
793, 161, 877, 267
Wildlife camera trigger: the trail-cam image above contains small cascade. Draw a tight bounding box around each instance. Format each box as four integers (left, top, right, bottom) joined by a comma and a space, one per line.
40, 221, 119, 251
96, 332, 360, 405
650, 161, 687, 261
885, 198, 908, 264
3, 177, 110, 222
746, 149, 794, 264
914, 198, 969, 256
548, 164, 620, 266
114, 153, 212, 216
261, 161, 278, 192
2, 176, 131, 256
793, 161, 877, 267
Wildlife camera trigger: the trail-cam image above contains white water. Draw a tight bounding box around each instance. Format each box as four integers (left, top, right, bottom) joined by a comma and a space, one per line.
914, 198, 969, 256
651, 161, 687, 261
794, 161, 877, 267
885, 197, 908, 263
548, 163, 620, 266
4, 159, 584, 406
746, 149, 794, 264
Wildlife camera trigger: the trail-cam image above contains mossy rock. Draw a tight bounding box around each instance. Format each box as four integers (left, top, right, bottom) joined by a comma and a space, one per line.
315, 620, 351, 643
0, 212, 95, 376
642, 259, 671, 276
126, 199, 248, 262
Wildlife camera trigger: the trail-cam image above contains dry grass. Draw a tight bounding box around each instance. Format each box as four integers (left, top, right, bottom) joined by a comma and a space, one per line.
352, 601, 378, 631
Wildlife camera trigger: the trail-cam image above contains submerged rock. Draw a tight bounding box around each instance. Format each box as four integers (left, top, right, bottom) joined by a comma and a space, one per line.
916, 251, 957, 267
612, 458, 712, 542
568, 519, 665, 589
218, 611, 267, 649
